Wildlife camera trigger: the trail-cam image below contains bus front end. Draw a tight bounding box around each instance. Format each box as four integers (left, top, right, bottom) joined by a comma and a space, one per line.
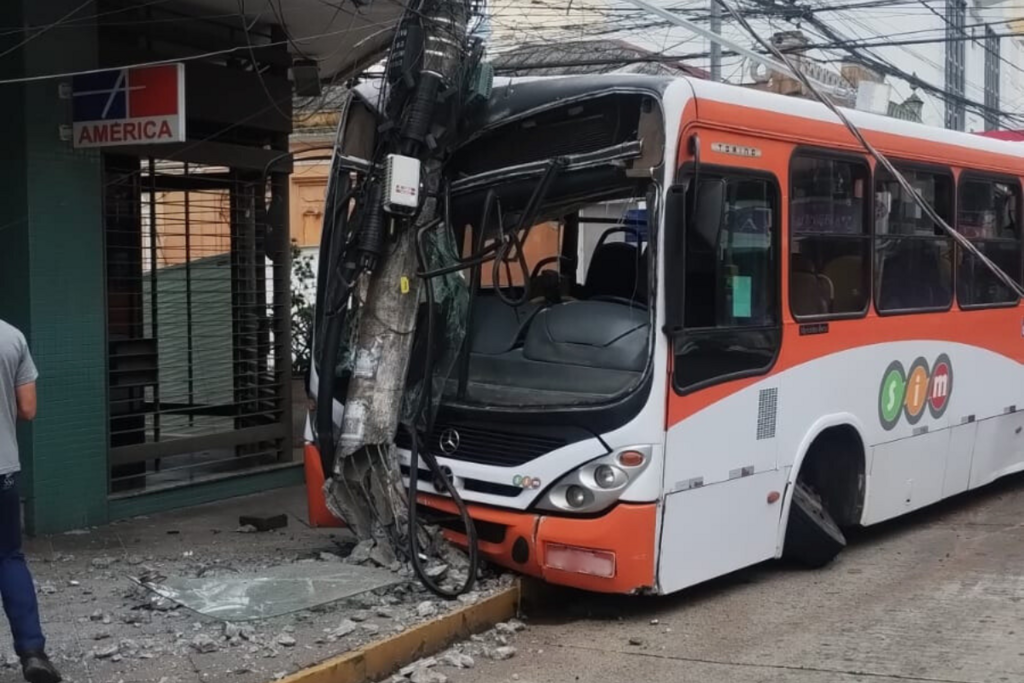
311, 75, 685, 594
395, 75, 683, 594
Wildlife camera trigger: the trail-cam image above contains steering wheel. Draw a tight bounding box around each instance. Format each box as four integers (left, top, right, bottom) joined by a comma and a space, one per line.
590, 295, 647, 309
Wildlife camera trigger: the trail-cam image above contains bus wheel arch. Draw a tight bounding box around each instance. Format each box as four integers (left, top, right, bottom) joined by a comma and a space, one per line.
780, 420, 867, 566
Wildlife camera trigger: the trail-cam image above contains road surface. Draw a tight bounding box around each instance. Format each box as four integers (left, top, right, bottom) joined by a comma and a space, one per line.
452, 474, 1024, 683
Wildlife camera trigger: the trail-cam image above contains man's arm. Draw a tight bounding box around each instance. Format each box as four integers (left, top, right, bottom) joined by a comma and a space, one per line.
16, 382, 37, 421
14, 333, 38, 421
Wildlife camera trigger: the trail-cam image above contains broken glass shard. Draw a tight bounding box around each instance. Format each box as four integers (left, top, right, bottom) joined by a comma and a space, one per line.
133, 562, 403, 621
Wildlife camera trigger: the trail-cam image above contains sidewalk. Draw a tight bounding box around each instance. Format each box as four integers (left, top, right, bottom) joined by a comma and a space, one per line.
3, 486, 492, 683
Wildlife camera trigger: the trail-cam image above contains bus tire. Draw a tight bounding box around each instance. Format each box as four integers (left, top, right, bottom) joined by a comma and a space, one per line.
783, 480, 847, 568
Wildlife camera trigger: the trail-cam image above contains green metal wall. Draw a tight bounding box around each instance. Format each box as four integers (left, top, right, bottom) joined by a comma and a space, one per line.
0, 0, 107, 534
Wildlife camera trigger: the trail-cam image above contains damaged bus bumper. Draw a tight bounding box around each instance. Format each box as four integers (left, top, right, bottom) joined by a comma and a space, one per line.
418, 493, 658, 594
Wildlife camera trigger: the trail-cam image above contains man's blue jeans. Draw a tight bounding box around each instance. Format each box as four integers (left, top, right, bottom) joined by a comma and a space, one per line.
0, 474, 45, 655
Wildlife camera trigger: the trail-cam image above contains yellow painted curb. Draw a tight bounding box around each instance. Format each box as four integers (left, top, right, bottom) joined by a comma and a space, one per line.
276, 582, 521, 683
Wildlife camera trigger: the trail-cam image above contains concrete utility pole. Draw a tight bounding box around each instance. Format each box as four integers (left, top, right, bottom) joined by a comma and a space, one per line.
710, 0, 722, 81
326, 0, 470, 546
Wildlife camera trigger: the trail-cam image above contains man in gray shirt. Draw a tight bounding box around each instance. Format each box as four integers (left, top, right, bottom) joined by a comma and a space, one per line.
0, 320, 61, 683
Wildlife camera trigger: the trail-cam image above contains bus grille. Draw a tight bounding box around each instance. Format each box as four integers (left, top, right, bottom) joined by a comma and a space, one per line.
395, 422, 567, 467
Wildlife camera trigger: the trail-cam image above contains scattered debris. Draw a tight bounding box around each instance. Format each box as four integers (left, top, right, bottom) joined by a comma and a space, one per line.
91, 557, 116, 569
238, 514, 289, 532
488, 646, 517, 661
440, 652, 475, 669
236, 525, 258, 534
276, 634, 297, 648
416, 601, 437, 618
424, 564, 448, 581
457, 592, 481, 606
360, 623, 380, 635
191, 634, 219, 654
400, 658, 438, 676
369, 542, 398, 568
628, 637, 644, 647
347, 540, 376, 565
328, 619, 358, 639
38, 582, 57, 595
89, 609, 105, 622
650, 619, 660, 626
410, 668, 449, 683
94, 644, 119, 659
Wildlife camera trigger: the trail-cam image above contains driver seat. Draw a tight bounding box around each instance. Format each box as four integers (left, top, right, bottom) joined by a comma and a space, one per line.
584, 241, 644, 302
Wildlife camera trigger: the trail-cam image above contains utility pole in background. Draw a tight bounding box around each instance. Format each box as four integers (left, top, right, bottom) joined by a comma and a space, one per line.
710, 0, 722, 81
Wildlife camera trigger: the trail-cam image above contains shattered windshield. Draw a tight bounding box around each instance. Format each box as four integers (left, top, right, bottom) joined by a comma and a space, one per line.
439, 184, 655, 408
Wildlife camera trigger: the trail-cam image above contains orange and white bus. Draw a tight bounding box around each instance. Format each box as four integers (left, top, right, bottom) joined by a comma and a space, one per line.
311, 74, 1024, 595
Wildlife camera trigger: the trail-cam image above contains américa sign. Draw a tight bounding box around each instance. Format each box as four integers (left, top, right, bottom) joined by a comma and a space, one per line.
71, 64, 185, 149
878, 354, 953, 430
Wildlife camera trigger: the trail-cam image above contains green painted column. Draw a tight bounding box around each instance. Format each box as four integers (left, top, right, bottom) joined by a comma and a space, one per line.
1, 1, 108, 533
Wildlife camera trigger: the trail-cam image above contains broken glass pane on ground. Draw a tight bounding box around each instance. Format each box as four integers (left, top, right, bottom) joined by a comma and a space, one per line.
135, 561, 405, 621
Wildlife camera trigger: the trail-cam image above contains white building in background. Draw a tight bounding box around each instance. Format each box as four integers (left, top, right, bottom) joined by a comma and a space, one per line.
485, 0, 1024, 131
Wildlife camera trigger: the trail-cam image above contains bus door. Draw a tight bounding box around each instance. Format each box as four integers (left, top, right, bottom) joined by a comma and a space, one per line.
658, 166, 787, 593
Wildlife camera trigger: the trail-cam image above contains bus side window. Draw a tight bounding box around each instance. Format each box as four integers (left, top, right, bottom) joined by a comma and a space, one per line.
789, 154, 871, 319
674, 174, 781, 394
956, 177, 1022, 308
874, 167, 954, 313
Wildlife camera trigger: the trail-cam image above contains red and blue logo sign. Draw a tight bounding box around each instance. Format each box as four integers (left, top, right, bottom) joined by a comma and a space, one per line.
72, 64, 185, 148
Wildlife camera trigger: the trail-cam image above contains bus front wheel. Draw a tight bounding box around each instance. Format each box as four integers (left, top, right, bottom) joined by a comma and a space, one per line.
783, 480, 847, 568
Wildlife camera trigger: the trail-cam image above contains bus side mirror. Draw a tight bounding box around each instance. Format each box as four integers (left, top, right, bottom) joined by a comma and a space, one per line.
664, 179, 726, 337
663, 184, 687, 336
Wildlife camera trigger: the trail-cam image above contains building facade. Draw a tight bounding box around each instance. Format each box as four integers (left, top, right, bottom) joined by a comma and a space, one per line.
0, 0, 397, 533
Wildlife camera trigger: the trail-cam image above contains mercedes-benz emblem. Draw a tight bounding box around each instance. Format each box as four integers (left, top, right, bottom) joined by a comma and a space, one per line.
438, 427, 460, 455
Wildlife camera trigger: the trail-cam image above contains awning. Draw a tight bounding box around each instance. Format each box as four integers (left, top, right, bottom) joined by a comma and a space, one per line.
178, 0, 407, 82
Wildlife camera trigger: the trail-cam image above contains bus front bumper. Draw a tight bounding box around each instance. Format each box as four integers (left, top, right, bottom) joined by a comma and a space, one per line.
418, 494, 658, 594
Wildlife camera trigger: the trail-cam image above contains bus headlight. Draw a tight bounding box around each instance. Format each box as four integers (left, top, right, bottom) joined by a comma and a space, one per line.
594, 465, 616, 489
535, 445, 652, 515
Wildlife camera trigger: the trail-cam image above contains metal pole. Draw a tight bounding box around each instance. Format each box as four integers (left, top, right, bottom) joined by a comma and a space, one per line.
147, 157, 161, 444
184, 163, 195, 429
710, 0, 722, 81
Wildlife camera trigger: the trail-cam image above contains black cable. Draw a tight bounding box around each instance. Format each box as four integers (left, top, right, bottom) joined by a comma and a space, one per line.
406, 219, 479, 599
491, 230, 531, 306
489, 158, 566, 306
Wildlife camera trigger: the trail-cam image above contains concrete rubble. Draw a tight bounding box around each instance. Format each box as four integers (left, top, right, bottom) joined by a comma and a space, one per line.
7, 486, 516, 683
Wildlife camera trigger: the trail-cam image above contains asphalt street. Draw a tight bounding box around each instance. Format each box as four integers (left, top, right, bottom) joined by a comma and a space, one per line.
451, 473, 1024, 683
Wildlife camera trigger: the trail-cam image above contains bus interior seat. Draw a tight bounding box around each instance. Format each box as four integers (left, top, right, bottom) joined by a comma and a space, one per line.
822, 255, 864, 311
467, 294, 541, 356
583, 240, 645, 302
460, 300, 649, 400
878, 241, 951, 310
790, 252, 831, 315
524, 300, 648, 372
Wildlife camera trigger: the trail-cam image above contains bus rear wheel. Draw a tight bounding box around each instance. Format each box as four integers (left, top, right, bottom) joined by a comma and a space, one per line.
783, 480, 847, 568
